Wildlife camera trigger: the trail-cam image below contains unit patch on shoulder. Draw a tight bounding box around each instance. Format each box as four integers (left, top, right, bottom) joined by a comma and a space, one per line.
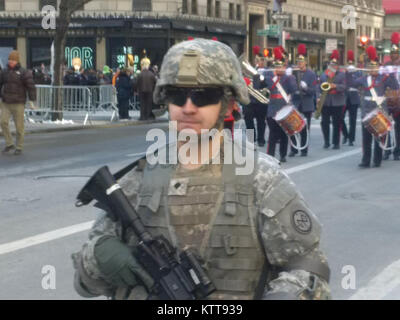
292, 210, 312, 234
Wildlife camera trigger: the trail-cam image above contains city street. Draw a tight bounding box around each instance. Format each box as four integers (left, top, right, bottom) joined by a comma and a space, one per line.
0, 120, 399, 300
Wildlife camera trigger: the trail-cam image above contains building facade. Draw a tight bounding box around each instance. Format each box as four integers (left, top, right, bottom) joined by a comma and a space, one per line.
382, 0, 400, 61
0, 0, 247, 71
260, 0, 384, 71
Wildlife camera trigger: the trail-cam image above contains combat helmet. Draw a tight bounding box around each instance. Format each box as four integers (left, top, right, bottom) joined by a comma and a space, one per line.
154, 38, 249, 106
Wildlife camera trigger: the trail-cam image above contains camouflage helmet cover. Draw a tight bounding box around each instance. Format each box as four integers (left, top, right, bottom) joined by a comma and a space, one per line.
154, 38, 250, 105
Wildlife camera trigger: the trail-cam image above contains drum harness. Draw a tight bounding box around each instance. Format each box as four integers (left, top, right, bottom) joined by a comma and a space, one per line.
365, 75, 396, 150
273, 75, 309, 151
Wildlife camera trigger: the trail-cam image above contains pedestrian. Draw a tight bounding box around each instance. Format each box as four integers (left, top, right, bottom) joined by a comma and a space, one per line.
72, 38, 331, 300
63, 67, 79, 85
347, 46, 399, 168
291, 44, 317, 157
318, 50, 346, 150
102, 65, 112, 85
112, 68, 120, 87
264, 47, 298, 163
0, 50, 36, 155
136, 57, 156, 120
342, 50, 361, 147
86, 68, 98, 86
115, 68, 132, 120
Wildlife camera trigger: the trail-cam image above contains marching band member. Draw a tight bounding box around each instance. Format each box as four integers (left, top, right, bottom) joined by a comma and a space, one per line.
264, 47, 298, 163
242, 46, 269, 147
290, 44, 317, 157
347, 46, 399, 168
319, 50, 346, 150
383, 32, 400, 161
343, 50, 361, 146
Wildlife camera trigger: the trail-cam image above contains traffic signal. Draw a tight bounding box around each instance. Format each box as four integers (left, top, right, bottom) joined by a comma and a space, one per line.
263, 48, 269, 57
360, 36, 369, 47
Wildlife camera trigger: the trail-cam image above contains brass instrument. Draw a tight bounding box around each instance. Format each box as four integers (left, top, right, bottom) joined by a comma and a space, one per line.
315, 77, 334, 119
241, 60, 270, 104
320, 82, 332, 92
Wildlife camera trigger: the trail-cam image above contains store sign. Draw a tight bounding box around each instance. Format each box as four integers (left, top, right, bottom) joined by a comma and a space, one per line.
65, 46, 93, 69
117, 46, 139, 72
325, 39, 338, 54
257, 25, 279, 37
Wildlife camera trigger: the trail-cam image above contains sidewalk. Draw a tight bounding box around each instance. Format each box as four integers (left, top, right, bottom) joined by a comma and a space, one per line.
1, 110, 169, 136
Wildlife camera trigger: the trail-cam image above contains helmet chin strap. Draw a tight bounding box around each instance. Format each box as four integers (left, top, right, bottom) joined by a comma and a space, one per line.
211, 90, 232, 131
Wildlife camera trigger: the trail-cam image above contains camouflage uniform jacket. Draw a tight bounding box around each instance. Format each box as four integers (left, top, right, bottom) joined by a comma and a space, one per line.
72, 147, 331, 300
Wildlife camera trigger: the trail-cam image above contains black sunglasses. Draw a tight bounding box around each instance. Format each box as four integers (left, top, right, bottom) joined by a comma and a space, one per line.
165, 87, 225, 107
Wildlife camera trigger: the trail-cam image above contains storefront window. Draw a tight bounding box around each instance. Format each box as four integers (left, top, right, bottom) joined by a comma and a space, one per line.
65, 38, 96, 70
107, 38, 167, 72
0, 38, 16, 68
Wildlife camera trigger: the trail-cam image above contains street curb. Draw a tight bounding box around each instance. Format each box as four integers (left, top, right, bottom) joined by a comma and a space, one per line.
0, 118, 169, 137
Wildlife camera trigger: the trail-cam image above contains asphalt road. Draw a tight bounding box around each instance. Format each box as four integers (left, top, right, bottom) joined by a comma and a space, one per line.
0, 119, 399, 300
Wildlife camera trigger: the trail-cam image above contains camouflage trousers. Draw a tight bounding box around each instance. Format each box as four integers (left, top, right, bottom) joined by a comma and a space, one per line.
0, 102, 25, 150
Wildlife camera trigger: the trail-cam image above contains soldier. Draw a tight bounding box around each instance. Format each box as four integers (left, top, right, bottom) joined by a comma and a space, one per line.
347, 46, 399, 168
264, 47, 298, 163
290, 44, 317, 157
72, 39, 331, 300
342, 50, 361, 147
318, 50, 346, 150
383, 32, 400, 161
243, 48, 268, 147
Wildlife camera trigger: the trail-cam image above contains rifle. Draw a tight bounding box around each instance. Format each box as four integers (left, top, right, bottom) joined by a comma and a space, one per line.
75, 166, 216, 300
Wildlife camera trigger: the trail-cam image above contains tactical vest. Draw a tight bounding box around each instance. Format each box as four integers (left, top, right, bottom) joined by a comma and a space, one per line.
133, 144, 265, 300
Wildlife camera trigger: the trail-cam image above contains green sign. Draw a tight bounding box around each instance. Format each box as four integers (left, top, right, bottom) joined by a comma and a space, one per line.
257, 25, 279, 37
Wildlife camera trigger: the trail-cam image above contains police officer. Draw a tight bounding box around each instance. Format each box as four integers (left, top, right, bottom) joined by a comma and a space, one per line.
72, 39, 331, 300
383, 32, 400, 161
264, 47, 298, 163
290, 44, 317, 157
319, 50, 346, 150
243, 55, 268, 147
347, 46, 399, 168
342, 50, 361, 147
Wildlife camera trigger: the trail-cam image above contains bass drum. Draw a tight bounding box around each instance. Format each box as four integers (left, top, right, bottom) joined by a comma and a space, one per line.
274, 105, 306, 136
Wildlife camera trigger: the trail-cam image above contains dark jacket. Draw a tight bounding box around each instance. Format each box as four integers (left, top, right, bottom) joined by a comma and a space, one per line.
0, 63, 36, 103
136, 69, 156, 94
292, 69, 317, 113
63, 70, 80, 86
86, 70, 98, 86
347, 72, 399, 118
319, 70, 346, 107
263, 72, 298, 118
346, 70, 362, 106
116, 73, 132, 100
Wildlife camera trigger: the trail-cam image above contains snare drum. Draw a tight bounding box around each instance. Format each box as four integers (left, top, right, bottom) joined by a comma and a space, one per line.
274, 105, 306, 136
362, 108, 392, 138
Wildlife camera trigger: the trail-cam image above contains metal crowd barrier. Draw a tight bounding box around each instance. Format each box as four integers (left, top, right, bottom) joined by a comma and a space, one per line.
25, 85, 118, 125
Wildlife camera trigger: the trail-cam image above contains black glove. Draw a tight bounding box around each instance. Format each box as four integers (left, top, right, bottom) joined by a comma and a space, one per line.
94, 236, 154, 290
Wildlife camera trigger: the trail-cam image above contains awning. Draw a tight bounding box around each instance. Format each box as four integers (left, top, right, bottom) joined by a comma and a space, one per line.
69, 20, 126, 28
131, 21, 170, 29
0, 21, 18, 28
172, 21, 205, 32
207, 24, 246, 36
287, 31, 345, 44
